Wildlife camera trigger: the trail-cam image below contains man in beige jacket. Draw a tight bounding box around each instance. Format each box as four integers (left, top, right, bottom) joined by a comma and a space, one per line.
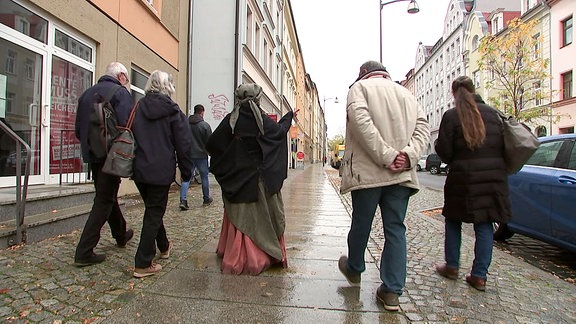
338, 61, 430, 311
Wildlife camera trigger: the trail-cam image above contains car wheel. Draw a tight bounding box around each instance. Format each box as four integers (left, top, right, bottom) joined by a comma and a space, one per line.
429, 166, 439, 175
493, 222, 514, 241
417, 165, 422, 171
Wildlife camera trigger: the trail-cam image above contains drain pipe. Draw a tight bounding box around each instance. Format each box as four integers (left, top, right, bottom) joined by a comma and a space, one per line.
234, 0, 240, 89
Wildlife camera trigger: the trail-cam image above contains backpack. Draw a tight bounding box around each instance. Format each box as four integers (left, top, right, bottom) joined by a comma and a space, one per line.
88, 84, 122, 159
102, 102, 139, 178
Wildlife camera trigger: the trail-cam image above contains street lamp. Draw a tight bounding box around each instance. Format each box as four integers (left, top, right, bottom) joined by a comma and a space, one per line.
323, 96, 339, 108
380, 0, 419, 63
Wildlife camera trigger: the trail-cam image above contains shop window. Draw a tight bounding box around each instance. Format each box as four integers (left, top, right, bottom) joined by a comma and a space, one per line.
0, 0, 48, 43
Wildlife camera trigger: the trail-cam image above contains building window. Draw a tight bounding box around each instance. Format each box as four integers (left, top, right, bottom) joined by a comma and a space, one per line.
0, 0, 48, 43
533, 33, 540, 59
562, 16, 573, 47
25, 59, 34, 80
562, 71, 573, 100
473, 70, 480, 88
131, 68, 149, 103
246, 8, 253, 51
472, 35, 479, 51
5, 50, 16, 74
534, 82, 541, 106
54, 29, 93, 63
255, 24, 261, 61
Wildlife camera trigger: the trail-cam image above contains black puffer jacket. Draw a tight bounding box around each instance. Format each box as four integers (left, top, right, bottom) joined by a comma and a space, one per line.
435, 96, 511, 224
131, 92, 193, 185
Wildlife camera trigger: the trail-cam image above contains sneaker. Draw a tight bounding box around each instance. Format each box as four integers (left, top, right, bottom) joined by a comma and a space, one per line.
376, 285, 400, 311
74, 253, 106, 267
179, 199, 189, 210
202, 197, 213, 206
435, 263, 458, 280
159, 241, 172, 259
116, 229, 134, 248
133, 263, 163, 278
338, 255, 360, 286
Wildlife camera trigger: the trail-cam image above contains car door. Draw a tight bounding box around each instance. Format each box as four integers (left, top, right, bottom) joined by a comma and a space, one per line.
549, 139, 576, 251
507, 139, 565, 238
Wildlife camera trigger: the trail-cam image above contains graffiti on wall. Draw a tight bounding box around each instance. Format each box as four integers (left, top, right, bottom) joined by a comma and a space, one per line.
208, 93, 230, 120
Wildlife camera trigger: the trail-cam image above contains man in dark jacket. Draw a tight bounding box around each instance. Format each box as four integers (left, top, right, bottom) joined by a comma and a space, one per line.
73, 62, 134, 266
179, 104, 213, 209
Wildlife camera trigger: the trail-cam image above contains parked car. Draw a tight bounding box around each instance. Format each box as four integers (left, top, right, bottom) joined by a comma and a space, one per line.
425, 153, 449, 175
417, 155, 427, 171
493, 134, 576, 253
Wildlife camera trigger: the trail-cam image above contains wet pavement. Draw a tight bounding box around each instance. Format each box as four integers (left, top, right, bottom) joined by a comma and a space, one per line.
0, 164, 575, 323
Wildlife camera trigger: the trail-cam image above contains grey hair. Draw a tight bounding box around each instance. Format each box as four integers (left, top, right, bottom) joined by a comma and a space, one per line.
358, 60, 387, 76
145, 70, 175, 97
105, 62, 128, 78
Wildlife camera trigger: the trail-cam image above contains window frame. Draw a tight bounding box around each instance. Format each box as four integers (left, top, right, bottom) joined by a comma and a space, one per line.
562, 16, 573, 47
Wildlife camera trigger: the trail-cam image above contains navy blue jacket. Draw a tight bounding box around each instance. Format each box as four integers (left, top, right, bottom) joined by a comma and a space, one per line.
131, 92, 193, 185
75, 76, 133, 163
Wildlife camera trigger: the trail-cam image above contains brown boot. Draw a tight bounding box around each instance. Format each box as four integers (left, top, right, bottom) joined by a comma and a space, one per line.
465, 274, 486, 291
435, 263, 458, 280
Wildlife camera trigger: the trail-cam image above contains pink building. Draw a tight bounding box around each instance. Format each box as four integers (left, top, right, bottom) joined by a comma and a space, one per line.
548, 0, 575, 134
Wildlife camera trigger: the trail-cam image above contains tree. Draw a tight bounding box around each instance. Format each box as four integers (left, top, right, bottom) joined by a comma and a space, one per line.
478, 18, 553, 124
327, 134, 344, 152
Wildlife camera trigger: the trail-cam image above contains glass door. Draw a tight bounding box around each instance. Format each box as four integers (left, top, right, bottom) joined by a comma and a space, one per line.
0, 37, 47, 186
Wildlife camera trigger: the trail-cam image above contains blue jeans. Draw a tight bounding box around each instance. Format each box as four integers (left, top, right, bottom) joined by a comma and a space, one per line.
179, 158, 210, 202
444, 219, 493, 279
347, 185, 411, 295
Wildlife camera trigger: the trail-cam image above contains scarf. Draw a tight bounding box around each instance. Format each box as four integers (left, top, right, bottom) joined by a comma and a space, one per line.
230, 83, 265, 135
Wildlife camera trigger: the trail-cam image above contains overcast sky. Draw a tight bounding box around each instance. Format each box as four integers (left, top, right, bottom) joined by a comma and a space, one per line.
291, 0, 451, 138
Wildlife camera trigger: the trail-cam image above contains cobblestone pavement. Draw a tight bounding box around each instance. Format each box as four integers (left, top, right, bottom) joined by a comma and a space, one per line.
0, 181, 225, 323
325, 168, 576, 323
0, 165, 575, 323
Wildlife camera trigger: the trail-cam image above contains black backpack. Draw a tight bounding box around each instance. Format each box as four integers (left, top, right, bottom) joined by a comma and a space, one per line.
88, 84, 122, 159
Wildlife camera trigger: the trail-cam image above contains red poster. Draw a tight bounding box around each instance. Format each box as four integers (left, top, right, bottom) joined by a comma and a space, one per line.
49, 57, 92, 174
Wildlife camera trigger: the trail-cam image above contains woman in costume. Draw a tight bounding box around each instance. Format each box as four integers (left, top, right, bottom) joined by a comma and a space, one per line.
206, 83, 295, 275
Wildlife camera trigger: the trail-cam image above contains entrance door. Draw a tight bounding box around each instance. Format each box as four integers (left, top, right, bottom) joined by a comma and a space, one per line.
0, 37, 47, 186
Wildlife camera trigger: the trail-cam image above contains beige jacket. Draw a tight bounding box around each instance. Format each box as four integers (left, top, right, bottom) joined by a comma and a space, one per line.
340, 76, 430, 194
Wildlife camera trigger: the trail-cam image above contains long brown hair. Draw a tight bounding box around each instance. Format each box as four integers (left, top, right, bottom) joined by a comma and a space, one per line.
451, 76, 485, 149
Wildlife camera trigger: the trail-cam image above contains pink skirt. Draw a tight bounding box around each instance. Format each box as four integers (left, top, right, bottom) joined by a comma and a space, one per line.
216, 211, 288, 275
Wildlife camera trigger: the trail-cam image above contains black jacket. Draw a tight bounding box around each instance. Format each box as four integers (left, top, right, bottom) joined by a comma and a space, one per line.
75, 76, 133, 163
188, 114, 212, 158
131, 92, 193, 185
206, 105, 293, 203
435, 95, 511, 224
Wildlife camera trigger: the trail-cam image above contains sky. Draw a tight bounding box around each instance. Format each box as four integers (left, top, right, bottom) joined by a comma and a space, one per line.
291, 0, 452, 138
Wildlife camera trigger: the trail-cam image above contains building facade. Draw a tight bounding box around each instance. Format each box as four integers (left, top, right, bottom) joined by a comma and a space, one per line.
0, 0, 191, 193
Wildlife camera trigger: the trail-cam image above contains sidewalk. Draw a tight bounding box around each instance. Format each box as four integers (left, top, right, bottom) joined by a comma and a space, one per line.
0, 164, 575, 323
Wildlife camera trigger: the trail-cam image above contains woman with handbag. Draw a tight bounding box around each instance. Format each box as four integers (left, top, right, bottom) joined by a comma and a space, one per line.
434, 76, 511, 291
130, 70, 193, 278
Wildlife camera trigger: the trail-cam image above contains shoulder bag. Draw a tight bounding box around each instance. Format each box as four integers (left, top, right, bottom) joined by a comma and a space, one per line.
497, 111, 540, 174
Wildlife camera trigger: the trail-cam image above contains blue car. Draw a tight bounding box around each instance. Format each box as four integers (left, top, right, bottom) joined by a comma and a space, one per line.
494, 134, 576, 253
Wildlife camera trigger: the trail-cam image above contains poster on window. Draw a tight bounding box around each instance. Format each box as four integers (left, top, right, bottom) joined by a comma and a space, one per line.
49, 57, 92, 174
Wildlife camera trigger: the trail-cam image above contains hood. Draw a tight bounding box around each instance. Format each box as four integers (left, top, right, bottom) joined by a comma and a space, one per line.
139, 92, 180, 120
189, 114, 204, 124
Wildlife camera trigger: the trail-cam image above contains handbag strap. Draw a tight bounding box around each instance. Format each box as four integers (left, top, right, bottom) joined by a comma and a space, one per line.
126, 102, 139, 129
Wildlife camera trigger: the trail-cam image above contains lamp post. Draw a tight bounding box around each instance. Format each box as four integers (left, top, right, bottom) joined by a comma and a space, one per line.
380, 0, 419, 63
323, 96, 339, 108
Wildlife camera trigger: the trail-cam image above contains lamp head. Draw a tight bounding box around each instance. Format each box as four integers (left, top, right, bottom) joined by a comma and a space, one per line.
334, 97, 339, 103
407, 0, 419, 14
